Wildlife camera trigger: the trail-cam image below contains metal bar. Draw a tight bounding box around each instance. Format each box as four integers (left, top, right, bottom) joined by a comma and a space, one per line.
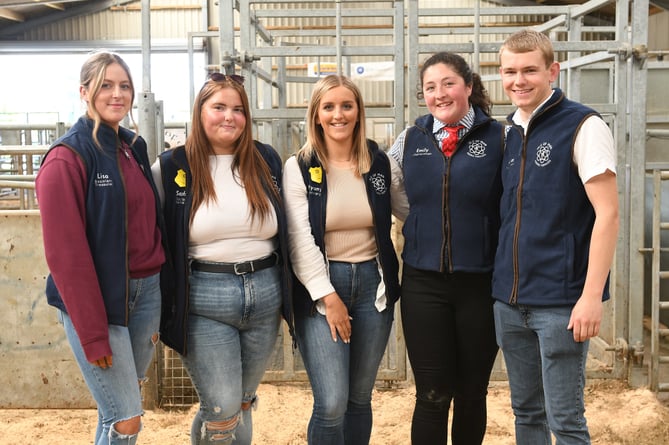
651, 170, 661, 391
627, 0, 651, 389
393, 0, 404, 135
335, 0, 342, 74
0, 146, 48, 154
0, 175, 36, 181
0, 181, 35, 189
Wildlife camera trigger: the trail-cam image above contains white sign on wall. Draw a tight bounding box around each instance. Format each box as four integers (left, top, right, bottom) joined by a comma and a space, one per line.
307, 61, 394, 81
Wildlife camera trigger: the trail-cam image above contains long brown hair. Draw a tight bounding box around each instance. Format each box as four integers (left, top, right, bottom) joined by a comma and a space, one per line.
80, 50, 138, 146
297, 74, 371, 175
186, 75, 278, 225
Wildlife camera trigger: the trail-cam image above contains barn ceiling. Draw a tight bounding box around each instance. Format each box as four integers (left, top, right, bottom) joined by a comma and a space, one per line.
0, 0, 135, 39
0, 0, 666, 41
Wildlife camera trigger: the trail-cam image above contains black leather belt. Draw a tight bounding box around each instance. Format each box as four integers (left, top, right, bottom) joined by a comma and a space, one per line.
191, 252, 279, 275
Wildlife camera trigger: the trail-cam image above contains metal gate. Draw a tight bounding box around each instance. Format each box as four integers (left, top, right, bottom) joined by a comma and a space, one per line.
646, 168, 669, 392
148, 0, 659, 406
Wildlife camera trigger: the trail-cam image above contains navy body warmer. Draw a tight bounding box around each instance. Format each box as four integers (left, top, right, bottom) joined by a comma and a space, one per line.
43, 116, 166, 326
401, 107, 505, 273
492, 89, 611, 306
158, 143, 294, 354
292, 139, 400, 314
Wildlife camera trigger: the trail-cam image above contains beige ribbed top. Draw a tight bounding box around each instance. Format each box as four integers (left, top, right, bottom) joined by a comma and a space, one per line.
324, 164, 377, 262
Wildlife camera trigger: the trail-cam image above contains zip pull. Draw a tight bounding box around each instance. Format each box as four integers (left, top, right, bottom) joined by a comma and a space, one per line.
119, 142, 133, 167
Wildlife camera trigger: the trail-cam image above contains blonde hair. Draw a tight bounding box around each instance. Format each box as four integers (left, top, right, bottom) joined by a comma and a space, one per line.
79, 50, 137, 147
499, 29, 555, 68
298, 75, 371, 175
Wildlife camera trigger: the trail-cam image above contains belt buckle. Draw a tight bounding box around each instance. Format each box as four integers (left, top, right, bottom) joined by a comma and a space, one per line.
234, 261, 253, 275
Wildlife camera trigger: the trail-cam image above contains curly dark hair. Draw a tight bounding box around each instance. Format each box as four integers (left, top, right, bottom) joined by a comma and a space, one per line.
417, 52, 492, 116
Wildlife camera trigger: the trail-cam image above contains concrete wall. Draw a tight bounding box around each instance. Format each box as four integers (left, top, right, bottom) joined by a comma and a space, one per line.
0, 213, 94, 408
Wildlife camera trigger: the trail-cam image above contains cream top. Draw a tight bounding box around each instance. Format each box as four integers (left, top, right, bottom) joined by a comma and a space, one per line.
151, 154, 278, 263
283, 155, 387, 312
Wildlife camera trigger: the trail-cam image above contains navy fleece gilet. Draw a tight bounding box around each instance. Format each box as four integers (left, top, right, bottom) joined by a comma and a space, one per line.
158, 143, 294, 355
43, 116, 163, 326
401, 106, 504, 273
292, 140, 401, 314
492, 89, 610, 306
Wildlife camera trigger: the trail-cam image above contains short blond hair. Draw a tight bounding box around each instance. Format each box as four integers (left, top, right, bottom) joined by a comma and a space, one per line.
499, 29, 555, 68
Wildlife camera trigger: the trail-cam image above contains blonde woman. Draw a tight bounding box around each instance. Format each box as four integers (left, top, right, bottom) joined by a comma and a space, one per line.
36, 50, 166, 444
283, 74, 401, 445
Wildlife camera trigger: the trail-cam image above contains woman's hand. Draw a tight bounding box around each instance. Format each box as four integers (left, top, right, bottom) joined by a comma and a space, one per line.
321, 292, 351, 343
91, 355, 113, 369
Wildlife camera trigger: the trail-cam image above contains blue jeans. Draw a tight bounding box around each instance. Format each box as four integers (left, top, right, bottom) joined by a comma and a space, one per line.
181, 264, 282, 445
493, 301, 590, 445
295, 260, 395, 445
60, 272, 161, 445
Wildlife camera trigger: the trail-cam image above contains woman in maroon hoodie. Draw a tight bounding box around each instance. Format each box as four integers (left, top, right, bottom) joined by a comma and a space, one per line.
36, 50, 166, 445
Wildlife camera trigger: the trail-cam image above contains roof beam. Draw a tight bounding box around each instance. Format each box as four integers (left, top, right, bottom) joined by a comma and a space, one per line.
651, 0, 669, 10
0, 8, 24, 22
0, 0, 135, 38
44, 3, 66, 12
0, 0, 82, 6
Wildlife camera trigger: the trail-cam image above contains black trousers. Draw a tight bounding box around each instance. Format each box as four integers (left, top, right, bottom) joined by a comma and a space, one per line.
400, 264, 499, 445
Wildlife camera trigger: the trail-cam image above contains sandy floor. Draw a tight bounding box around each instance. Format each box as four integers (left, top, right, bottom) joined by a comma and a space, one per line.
1, 379, 668, 444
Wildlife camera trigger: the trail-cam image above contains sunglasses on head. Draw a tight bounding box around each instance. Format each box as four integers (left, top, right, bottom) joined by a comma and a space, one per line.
207, 72, 245, 85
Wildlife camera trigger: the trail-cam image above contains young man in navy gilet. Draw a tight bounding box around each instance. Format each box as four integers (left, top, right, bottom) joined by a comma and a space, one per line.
493, 29, 619, 445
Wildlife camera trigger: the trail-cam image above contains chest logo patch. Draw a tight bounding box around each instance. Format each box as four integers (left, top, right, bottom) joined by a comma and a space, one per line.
467, 140, 487, 158
271, 174, 280, 192
369, 173, 387, 195
535, 142, 552, 167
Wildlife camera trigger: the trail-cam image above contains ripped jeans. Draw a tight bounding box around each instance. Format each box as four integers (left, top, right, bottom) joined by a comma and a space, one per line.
181, 264, 282, 445
60, 272, 161, 445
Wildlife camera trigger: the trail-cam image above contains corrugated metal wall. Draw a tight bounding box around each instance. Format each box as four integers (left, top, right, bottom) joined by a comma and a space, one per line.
649, 10, 669, 52
24, 0, 202, 41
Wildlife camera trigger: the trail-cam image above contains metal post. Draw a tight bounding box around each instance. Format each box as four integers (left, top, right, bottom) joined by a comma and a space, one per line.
219, 0, 236, 75
336, 0, 342, 74
138, 0, 157, 162
628, 0, 650, 388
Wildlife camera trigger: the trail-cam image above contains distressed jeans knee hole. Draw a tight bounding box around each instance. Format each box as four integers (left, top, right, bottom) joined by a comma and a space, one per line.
201, 414, 239, 443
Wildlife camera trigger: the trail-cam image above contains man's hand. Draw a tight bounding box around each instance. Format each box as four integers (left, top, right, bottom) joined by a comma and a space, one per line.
568, 296, 603, 342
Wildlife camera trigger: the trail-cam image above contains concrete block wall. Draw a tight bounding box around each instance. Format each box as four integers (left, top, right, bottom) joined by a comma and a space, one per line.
0, 213, 93, 408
